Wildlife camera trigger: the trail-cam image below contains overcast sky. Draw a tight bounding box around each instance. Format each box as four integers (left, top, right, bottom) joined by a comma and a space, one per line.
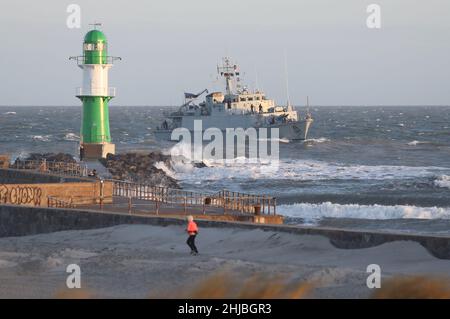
1, 0, 449, 106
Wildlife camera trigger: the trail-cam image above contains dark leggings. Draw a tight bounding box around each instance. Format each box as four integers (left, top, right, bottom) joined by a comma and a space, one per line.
186, 235, 198, 253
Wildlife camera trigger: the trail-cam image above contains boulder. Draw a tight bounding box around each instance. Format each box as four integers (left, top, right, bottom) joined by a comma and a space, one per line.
99, 152, 180, 188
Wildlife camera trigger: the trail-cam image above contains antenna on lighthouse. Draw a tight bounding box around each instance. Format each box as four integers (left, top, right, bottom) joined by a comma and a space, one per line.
89, 22, 102, 30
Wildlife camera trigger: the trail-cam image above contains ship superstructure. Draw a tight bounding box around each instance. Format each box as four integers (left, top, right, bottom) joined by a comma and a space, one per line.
155, 57, 313, 140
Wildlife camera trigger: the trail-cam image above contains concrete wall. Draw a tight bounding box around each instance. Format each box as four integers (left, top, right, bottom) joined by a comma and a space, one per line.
0, 168, 93, 184
0, 182, 113, 207
0, 204, 449, 260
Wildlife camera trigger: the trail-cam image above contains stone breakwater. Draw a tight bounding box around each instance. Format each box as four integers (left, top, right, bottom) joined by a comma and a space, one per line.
99, 152, 180, 188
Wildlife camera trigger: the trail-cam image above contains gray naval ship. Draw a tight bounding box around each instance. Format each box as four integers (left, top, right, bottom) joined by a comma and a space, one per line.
155, 57, 313, 141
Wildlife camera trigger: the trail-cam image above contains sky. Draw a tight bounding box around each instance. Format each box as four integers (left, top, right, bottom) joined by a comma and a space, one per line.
1, 0, 449, 106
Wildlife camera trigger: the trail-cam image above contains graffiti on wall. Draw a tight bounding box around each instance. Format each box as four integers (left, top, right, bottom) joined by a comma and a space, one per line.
0, 185, 42, 206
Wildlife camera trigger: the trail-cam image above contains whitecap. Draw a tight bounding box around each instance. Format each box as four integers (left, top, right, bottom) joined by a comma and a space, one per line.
303, 137, 330, 143
407, 140, 430, 146
31, 135, 51, 142
170, 156, 449, 185
434, 175, 450, 189
258, 137, 290, 143
64, 133, 80, 141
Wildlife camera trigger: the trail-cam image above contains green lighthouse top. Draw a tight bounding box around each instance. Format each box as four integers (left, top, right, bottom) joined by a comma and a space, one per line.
69, 25, 121, 66
83, 29, 108, 64
84, 30, 107, 43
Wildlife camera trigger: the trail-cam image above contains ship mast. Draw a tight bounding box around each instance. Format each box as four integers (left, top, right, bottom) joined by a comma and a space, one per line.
217, 57, 240, 96
284, 51, 292, 111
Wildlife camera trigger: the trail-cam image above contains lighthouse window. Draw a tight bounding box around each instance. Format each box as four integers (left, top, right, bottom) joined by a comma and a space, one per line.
84, 43, 105, 51
84, 43, 94, 51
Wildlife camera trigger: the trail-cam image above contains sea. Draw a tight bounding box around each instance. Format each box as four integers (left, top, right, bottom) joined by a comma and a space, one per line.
1, 105, 450, 234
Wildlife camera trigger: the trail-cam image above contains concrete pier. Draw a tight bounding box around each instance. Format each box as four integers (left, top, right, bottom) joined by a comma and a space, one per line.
1, 166, 284, 224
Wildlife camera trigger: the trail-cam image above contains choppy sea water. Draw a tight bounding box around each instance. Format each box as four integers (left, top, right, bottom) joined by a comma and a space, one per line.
1, 105, 450, 231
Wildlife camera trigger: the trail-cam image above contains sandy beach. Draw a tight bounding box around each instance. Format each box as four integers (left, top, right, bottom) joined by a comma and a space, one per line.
0, 224, 449, 298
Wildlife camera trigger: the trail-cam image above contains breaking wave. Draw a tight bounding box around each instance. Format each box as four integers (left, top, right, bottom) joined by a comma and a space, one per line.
171, 156, 449, 184
434, 175, 450, 189
278, 202, 450, 222
154, 161, 176, 179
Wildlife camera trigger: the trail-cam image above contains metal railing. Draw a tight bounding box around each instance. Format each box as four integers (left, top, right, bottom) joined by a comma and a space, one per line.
9, 162, 277, 215
69, 55, 122, 66
111, 180, 276, 215
12, 160, 88, 177
215, 189, 277, 215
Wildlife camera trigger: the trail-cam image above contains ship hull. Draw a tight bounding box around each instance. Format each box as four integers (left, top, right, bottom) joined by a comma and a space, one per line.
154, 119, 312, 142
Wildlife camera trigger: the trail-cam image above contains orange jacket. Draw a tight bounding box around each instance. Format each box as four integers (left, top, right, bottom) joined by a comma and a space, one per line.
187, 221, 198, 234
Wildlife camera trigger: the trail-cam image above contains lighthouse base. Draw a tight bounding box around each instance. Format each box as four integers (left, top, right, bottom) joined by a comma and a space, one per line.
80, 143, 115, 160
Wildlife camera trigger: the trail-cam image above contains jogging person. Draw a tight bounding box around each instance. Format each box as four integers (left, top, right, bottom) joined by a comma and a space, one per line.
186, 215, 199, 255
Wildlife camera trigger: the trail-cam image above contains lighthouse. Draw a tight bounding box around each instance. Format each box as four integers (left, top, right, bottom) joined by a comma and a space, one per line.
70, 25, 121, 159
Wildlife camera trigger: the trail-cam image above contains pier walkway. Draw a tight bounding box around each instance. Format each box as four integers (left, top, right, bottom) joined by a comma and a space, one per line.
2, 159, 283, 224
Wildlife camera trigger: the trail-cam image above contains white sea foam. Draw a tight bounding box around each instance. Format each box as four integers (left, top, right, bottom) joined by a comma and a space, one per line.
31, 135, 51, 142
434, 175, 450, 189
13, 151, 29, 160
171, 155, 449, 184
154, 161, 176, 178
278, 202, 450, 222
304, 137, 330, 143
4, 111, 16, 115
258, 138, 290, 143
64, 133, 80, 141
407, 140, 430, 146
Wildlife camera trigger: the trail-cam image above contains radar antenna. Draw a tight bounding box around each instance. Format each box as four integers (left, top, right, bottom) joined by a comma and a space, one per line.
217, 57, 240, 95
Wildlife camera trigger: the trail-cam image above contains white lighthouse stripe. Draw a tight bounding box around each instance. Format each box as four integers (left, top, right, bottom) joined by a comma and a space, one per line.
81, 64, 112, 96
